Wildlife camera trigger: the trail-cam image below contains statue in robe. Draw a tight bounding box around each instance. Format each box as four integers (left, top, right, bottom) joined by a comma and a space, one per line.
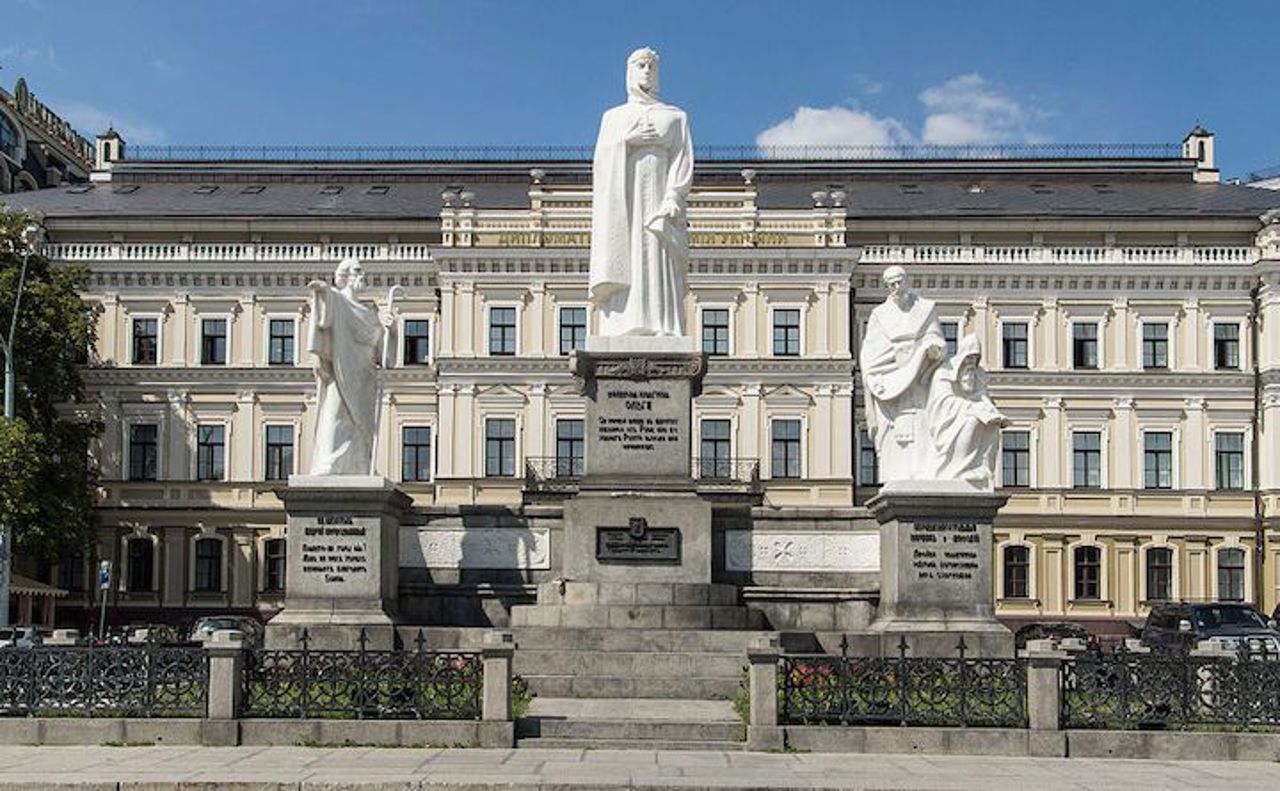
306, 258, 395, 476
925, 334, 1008, 489
859, 266, 946, 484
589, 48, 694, 337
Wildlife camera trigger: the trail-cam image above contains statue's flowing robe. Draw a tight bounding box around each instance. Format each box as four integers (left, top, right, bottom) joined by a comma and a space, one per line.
925, 336, 1005, 485
308, 287, 383, 475
589, 97, 693, 336
859, 294, 944, 482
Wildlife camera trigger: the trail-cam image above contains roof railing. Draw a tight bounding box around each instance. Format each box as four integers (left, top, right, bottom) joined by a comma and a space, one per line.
123, 142, 1186, 163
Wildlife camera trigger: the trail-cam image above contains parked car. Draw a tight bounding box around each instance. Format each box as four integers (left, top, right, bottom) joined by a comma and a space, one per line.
1013, 622, 1101, 654
188, 616, 264, 648
1142, 602, 1280, 655
123, 624, 184, 644
0, 627, 43, 648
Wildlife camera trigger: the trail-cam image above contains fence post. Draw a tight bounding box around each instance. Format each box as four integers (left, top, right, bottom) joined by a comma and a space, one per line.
747, 633, 783, 751
203, 629, 244, 746
1022, 639, 1066, 731
480, 631, 517, 748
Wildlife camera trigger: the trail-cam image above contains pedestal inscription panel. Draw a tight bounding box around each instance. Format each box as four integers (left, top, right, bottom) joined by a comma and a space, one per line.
597, 518, 681, 565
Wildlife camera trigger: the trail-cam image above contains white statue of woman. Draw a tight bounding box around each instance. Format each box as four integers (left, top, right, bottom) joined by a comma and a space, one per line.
924, 334, 1009, 489
306, 258, 395, 476
859, 266, 947, 484
589, 48, 694, 337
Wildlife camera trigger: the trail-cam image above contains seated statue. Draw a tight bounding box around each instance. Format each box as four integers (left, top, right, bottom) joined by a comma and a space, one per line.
924, 334, 1008, 489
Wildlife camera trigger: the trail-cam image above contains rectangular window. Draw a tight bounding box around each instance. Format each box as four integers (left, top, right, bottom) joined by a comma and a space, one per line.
770, 419, 802, 479
772, 309, 801, 356
702, 309, 730, 356
57, 555, 85, 592
485, 418, 516, 477
1217, 547, 1246, 602
1073, 546, 1101, 600
1001, 430, 1031, 488
401, 426, 432, 482
1072, 323, 1099, 369
858, 429, 879, 486
267, 319, 295, 365
200, 318, 227, 365
699, 419, 732, 478
489, 307, 517, 356
1072, 431, 1101, 489
941, 322, 958, 357
263, 538, 286, 593
194, 538, 222, 592
126, 539, 154, 592
1214, 323, 1240, 370
402, 319, 430, 365
1143, 432, 1173, 489
1002, 322, 1028, 369
196, 425, 225, 481
558, 307, 587, 355
1003, 545, 1030, 599
1215, 432, 1245, 490
1146, 547, 1173, 602
131, 318, 158, 365
1142, 323, 1168, 370
555, 419, 584, 477
264, 425, 294, 482
128, 424, 159, 481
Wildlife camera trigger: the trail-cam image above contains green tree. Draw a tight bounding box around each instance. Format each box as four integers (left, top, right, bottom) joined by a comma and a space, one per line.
0, 204, 102, 560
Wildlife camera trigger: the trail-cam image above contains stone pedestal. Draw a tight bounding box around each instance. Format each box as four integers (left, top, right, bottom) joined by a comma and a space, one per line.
265, 475, 410, 650
866, 484, 1013, 657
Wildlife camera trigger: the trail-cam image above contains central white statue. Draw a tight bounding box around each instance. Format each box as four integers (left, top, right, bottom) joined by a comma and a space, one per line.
589, 48, 694, 338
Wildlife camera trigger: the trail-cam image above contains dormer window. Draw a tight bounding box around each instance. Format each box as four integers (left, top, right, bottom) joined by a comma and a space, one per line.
320, 185, 343, 195
241, 185, 266, 194
367, 185, 390, 195
194, 185, 218, 195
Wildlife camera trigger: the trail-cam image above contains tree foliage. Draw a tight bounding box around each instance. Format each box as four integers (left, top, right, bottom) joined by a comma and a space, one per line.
0, 204, 102, 560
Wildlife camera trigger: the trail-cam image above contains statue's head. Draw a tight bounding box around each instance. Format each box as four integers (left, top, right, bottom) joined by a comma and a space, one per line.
626, 48, 660, 102
883, 265, 910, 306
333, 257, 366, 294
954, 334, 983, 394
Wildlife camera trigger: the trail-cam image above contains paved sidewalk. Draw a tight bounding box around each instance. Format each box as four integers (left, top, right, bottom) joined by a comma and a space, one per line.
0, 745, 1278, 789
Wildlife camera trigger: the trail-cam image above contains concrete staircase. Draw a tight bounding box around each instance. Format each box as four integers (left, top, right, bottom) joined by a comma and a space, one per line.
515, 697, 745, 751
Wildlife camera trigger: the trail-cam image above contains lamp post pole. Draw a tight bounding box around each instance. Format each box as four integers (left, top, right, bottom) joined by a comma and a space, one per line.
0, 219, 45, 628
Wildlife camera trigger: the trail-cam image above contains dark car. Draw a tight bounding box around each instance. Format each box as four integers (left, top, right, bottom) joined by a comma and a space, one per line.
1142, 602, 1280, 655
1013, 622, 1101, 654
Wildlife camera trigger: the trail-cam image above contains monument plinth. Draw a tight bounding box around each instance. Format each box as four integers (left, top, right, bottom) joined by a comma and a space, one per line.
266, 476, 409, 650
866, 484, 1012, 657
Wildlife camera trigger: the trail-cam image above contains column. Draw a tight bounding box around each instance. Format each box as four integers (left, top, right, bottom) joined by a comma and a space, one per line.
163, 526, 185, 607
1040, 397, 1064, 489
1183, 398, 1206, 490
235, 295, 256, 367
741, 384, 762, 461
812, 284, 830, 358
831, 281, 852, 357
437, 384, 458, 479
439, 282, 457, 357
231, 532, 254, 608
1182, 299, 1201, 371
812, 384, 833, 479
742, 282, 760, 359
170, 295, 188, 366
234, 390, 257, 482
100, 293, 121, 364
1109, 298, 1129, 370
1039, 298, 1059, 371
458, 282, 476, 358
166, 390, 190, 482
527, 282, 546, 358
1110, 398, 1134, 489
527, 383, 547, 460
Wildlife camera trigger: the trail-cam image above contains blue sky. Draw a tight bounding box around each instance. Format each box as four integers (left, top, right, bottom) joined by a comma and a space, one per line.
3, 0, 1277, 177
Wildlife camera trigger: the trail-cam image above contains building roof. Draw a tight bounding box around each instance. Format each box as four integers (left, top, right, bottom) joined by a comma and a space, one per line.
5, 168, 1277, 221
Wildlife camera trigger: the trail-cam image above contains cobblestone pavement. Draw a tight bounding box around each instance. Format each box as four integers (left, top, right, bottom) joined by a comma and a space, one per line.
0, 745, 1278, 789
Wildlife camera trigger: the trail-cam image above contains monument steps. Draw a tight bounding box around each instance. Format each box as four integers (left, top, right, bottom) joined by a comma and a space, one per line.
415, 626, 766, 653
525, 674, 742, 700
515, 697, 745, 751
513, 648, 745, 678
516, 737, 743, 751
511, 603, 755, 630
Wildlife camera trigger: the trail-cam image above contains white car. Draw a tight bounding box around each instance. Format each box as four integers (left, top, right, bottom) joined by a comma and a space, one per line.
0, 627, 42, 648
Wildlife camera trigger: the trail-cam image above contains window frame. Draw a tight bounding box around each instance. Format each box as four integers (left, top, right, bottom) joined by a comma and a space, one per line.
999, 319, 1031, 370
400, 425, 433, 483
939, 320, 959, 358
768, 417, 804, 480
1215, 545, 1248, 603
189, 533, 227, 594
128, 313, 162, 366
1071, 543, 1104, 602
1211, 320, 1243, 371
486, 304, 519, 357
1140, 320, 1171, 370
999, 543, 1033, 600
857, 427, 879, 486
199, 314, 231, 366
261, 536, 287, 594
126, 421, 161, 482
557, 304, 588, 357
483, 417, 519, 478
1141, 544, 1177, 603
1213, 430, 1247, 491
1070, 320, 1101, 371
1070, 429, 1105, 489
399, 314, 433, 366
263, 423, 296, 482
264, 314, 298, 366
699, 305, 733, 357
770, 306, 803, 358
1000, 429, 1032, 488
194, 422, 229, 482
122, 533, 159, 593
554, 418, 585, 478
1141, 429, 1176, 490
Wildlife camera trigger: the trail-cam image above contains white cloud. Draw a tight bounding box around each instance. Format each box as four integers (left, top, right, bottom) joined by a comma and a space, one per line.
757, 72, 1046, 151
756, 105, 912, 150
0, 44, 61, 71
54, 101, 168, 145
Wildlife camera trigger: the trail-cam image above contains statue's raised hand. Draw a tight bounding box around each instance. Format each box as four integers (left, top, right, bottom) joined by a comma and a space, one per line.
307, 279, 328, 293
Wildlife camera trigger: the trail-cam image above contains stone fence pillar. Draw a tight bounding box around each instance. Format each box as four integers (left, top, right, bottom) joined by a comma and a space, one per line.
204, 629, 245, 746
481, 631, 516, 722
1021, 639, 1067, 731
746, 633, 783, 751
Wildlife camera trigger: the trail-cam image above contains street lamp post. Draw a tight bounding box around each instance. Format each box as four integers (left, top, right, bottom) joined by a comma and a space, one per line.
0, 218, 46, 628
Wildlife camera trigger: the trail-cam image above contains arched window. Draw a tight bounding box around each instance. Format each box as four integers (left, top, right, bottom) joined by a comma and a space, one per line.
263, 538, 286, 593
194, 537, 223, 592
1217, 547, 1245, 602
1073, 545, 1101, 601
1002, 545, 1030, 599
1145, 547, 1173, 602
126, 537, 154, 592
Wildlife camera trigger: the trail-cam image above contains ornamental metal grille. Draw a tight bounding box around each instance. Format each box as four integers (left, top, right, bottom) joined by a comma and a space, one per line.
0, 645, 207, 717
1061, 648, 1280, 730
242, 638, 482, 720
779, 645, 1027, 727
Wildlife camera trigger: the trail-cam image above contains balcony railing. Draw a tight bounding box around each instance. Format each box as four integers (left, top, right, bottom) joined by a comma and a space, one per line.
860, 244, 1258, 266
523, 456, 761, 495
523, 457, 582, 495
692, 457, 761, 489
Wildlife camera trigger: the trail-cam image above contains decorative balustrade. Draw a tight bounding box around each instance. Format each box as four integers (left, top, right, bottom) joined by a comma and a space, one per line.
45, 242, 434, 263
0, 644, 207, 717
691, 457, 761, 489
861, 244, 1258, 266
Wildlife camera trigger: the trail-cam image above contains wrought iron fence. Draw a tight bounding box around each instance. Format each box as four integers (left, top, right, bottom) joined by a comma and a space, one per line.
1061, 647, 1280, 731
524, 456, 581, 494
242, 632, 482, 720
126, 142, 1185, 163
779, 641, 1026, 727
691, 457, 760, 488
0, 645, 207, 717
